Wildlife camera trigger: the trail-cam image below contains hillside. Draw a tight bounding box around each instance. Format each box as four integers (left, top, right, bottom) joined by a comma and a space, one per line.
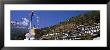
35, 11, 100, 40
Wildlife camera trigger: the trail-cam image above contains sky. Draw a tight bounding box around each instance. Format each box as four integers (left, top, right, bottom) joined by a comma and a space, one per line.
11, 10, 88, 29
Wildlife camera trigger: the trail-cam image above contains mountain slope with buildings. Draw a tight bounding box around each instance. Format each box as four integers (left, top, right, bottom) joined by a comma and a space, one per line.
37, 11, 100, 40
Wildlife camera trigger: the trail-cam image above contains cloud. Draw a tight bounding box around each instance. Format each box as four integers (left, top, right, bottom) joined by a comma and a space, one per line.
21, 18, 29, 26
11, 18, 30, 28
11, 21, 16, 24
22, 18, 29, 23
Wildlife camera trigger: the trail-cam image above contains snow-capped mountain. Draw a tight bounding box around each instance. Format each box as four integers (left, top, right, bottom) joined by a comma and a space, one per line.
11, 18, 30, 40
